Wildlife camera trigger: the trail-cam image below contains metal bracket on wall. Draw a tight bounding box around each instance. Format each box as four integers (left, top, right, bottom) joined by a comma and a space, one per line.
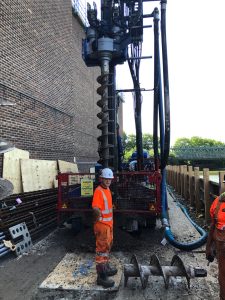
9, 222, 33, 256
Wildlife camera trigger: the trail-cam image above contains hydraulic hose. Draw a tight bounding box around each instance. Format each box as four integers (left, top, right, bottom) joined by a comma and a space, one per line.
157, 1, 207, 250
161, 172, 207, 250
164, 187, 208, 250
153, 7, 168, 217
128, 43, 143, 170
160, 0, 170, 170
153, 8, 160, 167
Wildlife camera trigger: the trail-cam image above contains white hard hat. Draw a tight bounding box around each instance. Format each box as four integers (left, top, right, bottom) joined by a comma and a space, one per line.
100, 168, 114, 179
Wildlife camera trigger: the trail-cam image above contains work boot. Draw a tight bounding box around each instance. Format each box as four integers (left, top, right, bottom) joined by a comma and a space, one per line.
105, 262, 118, 276
96, 264, 115, 288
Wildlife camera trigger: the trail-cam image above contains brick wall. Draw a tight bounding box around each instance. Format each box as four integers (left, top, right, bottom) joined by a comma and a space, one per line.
0, 0, 101, 171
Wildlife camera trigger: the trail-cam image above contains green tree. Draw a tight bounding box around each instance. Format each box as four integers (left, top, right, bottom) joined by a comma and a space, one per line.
122, 133, 154, 161
174, 136, 224, 148
124, 148, 136, 161
171, 136, 225, 168
122, 133, 154, 151
122, 133, 136, 152
143, 134, 154, 150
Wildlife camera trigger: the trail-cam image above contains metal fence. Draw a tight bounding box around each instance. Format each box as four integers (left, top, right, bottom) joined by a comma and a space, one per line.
170, 146, 225, 160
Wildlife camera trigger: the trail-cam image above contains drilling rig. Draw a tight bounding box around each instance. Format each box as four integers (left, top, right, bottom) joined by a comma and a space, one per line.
57, 0, 171, 233
82, 0, 170, 230
82, 0, 170, 171
56, 3, 208, 286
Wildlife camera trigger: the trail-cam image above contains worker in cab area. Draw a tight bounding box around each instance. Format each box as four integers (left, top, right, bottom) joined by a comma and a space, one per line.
92, 168, 117, 288
206, 189, 225, 300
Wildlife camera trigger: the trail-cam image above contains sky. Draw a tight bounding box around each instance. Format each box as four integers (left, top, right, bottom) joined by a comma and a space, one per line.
90, 1, 225, 146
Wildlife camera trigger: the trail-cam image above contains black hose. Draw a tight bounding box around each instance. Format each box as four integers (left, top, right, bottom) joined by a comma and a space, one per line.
158, 1, 207, 250
153, 8, 160, 165
160, 0, 170, 170
128, 43, 143, 170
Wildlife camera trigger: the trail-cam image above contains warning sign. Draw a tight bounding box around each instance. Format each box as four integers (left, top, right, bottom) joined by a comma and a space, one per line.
81, 179, 93, 196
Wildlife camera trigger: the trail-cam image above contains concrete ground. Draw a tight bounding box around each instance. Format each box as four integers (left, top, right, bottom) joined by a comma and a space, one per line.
0, 190, 220, 300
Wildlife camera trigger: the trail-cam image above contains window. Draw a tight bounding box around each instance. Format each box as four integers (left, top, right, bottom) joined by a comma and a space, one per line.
72, 0, 88, 27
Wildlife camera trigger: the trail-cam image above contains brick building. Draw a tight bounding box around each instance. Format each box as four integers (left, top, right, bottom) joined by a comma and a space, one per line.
0, 0, 100, 173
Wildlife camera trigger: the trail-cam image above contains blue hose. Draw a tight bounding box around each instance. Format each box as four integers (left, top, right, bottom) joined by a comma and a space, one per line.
162, 184, 208, 250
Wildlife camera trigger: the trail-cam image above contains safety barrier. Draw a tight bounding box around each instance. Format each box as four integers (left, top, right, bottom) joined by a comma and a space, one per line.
166, 165, 225, 224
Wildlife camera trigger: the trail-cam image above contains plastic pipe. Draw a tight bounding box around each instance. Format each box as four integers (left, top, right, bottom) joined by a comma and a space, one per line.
0, 245, 8, 253
0, 243, 7, 249
0, 249, 10, 257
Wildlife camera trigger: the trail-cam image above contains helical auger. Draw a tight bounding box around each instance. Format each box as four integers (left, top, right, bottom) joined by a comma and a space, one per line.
124, 254, 207, 289
96, 73, 113, 167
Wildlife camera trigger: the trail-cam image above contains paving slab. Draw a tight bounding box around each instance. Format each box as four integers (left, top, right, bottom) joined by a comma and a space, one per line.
37, 252, 123, 299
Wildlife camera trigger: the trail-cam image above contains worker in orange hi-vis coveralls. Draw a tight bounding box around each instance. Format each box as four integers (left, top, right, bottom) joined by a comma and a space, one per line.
92, 168, 117, 288
206, 190, 225, 300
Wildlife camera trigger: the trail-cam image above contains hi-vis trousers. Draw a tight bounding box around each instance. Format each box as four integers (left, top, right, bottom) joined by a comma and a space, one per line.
94, 222, 113, 265
214, 228, 225, 300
